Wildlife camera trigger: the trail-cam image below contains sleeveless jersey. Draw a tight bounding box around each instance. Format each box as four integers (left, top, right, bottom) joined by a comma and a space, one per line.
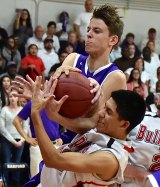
73, 54, 120, 85
122, 111, 160, 187
41, 129, 132, 187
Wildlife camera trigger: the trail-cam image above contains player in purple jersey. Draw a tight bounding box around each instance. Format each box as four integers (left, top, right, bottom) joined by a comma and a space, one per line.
12, 4, 126, 139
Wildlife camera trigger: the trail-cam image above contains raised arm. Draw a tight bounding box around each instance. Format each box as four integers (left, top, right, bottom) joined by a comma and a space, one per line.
31, 77, 119, 181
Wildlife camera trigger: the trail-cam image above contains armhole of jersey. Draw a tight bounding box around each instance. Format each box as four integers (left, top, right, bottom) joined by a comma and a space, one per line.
101, 69, 122, 86
73, 54, 80, 68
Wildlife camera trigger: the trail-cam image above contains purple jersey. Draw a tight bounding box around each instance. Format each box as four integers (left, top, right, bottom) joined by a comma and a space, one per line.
73, 54, 120, 85
18, 101, 60, 141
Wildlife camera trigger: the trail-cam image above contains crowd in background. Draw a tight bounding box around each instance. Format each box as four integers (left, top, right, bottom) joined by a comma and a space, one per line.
0, 0, 160, 186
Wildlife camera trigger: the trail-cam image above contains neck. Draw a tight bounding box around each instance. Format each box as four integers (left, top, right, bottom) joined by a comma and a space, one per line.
87, 52, 110, 72
9, 103, 18, 108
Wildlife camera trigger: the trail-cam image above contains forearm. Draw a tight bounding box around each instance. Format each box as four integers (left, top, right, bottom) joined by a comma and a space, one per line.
13, 117, 28, 140
49, 112, 97, 134
31, 111, 61, 166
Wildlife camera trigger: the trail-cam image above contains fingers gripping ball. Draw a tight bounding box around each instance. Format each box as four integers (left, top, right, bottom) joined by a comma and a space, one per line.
55, 72, 94, 118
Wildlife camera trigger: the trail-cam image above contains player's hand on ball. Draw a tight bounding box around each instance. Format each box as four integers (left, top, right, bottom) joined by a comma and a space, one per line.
52, 65, 81, 79
88, 77, 103, 104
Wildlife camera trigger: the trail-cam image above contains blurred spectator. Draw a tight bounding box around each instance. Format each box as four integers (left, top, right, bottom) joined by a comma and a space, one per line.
38, 37, 59, 79
74, 0, 94, 42
127, 68, 148, 99
125, 57, 150, 85
114, 47, 134, 72
58, 50, 69, 64
142, 46, 152, 79
145, 41, 160, 78
43, 21, 60, 53
133, 86, 144, 97
1, 36, 21, 71
0, 27, 8, 50
56, 11, 72, 44
13, 9, 33, 58
0, 61, 19, 81
150, 66, 160, 93
48, 63, 61, 78
0, 90, 29, 185
156, 80, 160, 93
110, 43, 122, 63
0, 75, 11, 110
26, 25, 45, 51
148, 92, 160, 112
0, 53, 5, 74
120, 33, 141, 57
127, 44, 137, 60
48, 50, 69, 77
21, 44, 45, 81
63, 42, 75, 54
141, 28, 160, 56
59, 31, 87, 56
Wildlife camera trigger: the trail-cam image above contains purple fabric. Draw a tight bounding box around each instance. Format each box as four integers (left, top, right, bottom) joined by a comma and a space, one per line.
22, 161, 44, 187
18, 101, 60, 140
76, 54, 119, 85
152, 170, 160, 186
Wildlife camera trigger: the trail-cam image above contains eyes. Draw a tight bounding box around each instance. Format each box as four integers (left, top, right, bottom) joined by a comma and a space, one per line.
87, 27, 101, 34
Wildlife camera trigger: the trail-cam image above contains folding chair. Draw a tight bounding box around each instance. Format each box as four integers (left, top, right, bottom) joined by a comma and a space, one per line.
2, 163, 29, 187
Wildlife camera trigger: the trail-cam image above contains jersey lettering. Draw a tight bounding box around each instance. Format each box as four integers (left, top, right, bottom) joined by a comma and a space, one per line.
136, 124, 160, 145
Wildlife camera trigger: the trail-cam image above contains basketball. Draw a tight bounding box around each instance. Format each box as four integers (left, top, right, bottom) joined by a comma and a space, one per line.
54, 71, 94, 118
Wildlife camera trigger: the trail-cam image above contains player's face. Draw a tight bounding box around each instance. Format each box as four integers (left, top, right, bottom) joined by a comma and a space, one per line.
96, 98, 124, 137
85, 18, 118, 55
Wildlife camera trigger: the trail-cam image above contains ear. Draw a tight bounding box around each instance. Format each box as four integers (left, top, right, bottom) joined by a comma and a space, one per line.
109, 35, 119, 46
120, 120, 130, 130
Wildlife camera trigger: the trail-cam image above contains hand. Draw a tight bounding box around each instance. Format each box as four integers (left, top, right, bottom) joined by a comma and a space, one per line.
11, 75, 34, 100
52, 65, 81, 79
88, 78, 103, 104
25, 137, 38, 146
13, 140, 24, 148
28, 64, 36, 69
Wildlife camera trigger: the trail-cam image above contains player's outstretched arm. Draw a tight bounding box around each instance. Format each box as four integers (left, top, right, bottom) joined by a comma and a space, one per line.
31, 81, 119, 181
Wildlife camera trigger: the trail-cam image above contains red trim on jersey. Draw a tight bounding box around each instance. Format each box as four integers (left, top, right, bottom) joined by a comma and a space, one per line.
73, 181, 108, 186
123, 146, 134, 153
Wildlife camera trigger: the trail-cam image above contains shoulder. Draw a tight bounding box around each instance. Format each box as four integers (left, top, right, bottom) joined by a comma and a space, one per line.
63, 52, 78, 66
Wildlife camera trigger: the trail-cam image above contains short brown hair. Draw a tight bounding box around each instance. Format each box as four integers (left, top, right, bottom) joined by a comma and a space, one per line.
92, 4, 124, 40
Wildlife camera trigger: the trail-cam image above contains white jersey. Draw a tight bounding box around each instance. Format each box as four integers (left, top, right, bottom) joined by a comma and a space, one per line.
41, 129, 132, 187
122, 112, 160, 187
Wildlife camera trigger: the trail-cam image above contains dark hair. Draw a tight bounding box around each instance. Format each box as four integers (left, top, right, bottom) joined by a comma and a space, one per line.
6, 35, 16, 48
142, 47, 151, 62
156, 80, 160, 93
47, 21, 56, 29
92, 4, 124, 40
28, 44, 38, 51
148, 28, 156, 33
126, 32, 135, 39
133, 56, 144, 70
111, 90, 146, 133
20, 9, 32, 28
0, 75, 11, 107
127, 68, 143, 86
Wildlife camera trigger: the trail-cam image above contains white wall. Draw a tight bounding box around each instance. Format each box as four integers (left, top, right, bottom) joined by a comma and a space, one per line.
0, 0, 160, 47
